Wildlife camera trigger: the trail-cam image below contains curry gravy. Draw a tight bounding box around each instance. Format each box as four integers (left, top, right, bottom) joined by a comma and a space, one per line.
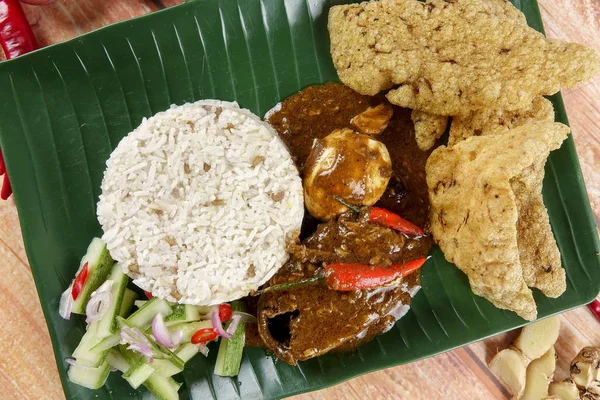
246, 83, 433, 363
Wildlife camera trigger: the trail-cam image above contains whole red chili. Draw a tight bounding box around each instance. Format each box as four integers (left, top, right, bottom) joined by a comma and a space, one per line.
324, 258, 428, 291
191, 328, 218, 345
588, 299, 600, 322
71, 262, 89, 300
0, 0, 42, 199
144, 291, 153, 299
368, 207, 425, 237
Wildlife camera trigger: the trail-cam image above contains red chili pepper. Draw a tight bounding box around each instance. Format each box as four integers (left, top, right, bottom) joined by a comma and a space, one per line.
333, 196, 424, 237
0, 0, 38, 58
71, 262, 89, 300
218, 303, 232, 322
369, 207, 425, 237
144, 291, 153, 299
0, 0, 42, 199
191, 328, 218, 344
324, 258, 427, 291
1, 173, 11, 200
588, 299, 600, 322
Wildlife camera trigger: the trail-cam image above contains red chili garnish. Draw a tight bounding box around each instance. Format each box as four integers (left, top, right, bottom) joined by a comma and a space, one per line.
0, 0, 42, 199
369, 207, 425, 237
588, 299, 600, 322
259, 257, 429, 294
144, 291, 153, 299
218, 303, 232, 322
324, 258, 428, 291
71, 262, 89, 300
191, 328, 218, 345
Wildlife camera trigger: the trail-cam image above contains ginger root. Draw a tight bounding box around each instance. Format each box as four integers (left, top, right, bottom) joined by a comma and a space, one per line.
571, 347, 600, 393
522, 347, 556, 400
514, 316, 561, 360
548, 379, 579, 400
489, 316, 560, 399
489, 348, 529, 398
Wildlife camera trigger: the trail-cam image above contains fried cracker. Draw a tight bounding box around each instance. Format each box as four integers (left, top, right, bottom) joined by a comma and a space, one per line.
426, 121, 569, 320
328, 0, 598, 116
512, 172, 565, 298
411, 110, 449, 151
449, 97, 554, 145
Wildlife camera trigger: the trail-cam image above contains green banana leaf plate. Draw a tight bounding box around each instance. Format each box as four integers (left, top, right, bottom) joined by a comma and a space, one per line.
0, 0, 598, 399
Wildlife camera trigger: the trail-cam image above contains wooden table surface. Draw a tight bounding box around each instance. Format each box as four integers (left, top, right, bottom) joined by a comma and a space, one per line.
0, 0, 598, 399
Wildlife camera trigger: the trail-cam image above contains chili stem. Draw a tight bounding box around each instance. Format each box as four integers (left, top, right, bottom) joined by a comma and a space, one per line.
254, 270, 326, 295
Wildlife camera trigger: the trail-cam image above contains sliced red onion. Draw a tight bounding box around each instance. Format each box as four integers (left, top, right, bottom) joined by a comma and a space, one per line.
59, 288, 73, 320
85, 291, 112, 324
172, 330, 183, 347
85, 280, 114, 324
211, 306, 232, 339
225, 314, 243, 336
151, 313, 182, 349
198, 344, 209, 357
127, 343, 154, 360
120, 326, 153, 350
231, 311, 257, 323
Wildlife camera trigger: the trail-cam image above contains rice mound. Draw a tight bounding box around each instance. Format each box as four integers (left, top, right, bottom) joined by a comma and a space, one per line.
97, 100, 304, 305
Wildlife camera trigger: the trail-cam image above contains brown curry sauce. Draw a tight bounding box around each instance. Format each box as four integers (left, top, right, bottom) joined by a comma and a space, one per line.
245, 83, 433, 364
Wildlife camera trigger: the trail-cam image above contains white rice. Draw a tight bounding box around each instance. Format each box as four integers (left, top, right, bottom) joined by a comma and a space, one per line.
97, 100, 304, 305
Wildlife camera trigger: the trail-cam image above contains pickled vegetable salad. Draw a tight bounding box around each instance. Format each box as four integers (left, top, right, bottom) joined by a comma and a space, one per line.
59, 238, 254, 399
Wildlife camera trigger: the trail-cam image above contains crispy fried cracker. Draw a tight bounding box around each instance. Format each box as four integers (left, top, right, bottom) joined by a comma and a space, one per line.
511, 172, 565, 298
426, 122, 569, 320
449, 97, 554, 145
328, 0, 598, 116
411, 110, 449, 151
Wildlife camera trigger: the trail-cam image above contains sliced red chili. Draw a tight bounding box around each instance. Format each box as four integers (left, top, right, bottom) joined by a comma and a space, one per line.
324, 258, 427, 291
191, 328, 218, 344
218, 303, 232, 322
144, 291, 153, 299
71, 262, 89, 300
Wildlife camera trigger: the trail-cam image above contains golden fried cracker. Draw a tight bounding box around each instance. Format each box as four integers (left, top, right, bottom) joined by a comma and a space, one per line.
449, 97, 554, 145
512, 166, 565, 298
328, 0, 598, 116
426, 121, 569, 320
411, 110, 449, 151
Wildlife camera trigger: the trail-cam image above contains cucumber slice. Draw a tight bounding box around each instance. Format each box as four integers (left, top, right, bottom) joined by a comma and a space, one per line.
107, 349, 130, 373
119, 289, 138, 318
127, 298, 172, 330
96, 263, 128, 339
168, 320, 214, 343
67, 359, 110, 390
117, 316, 184, 369
164, 304, 203, 326
71, 323, 108, 367
214, 301, 246, 377
144, 371, 181, 400
134, 300, 147, 309
176, 343, 200, 363
72, 238, 115, 315
90, 333, 121, 352
150, 343, 200, 377
123, 357, 155, 389
117, 346, 182, 398
151, 359, 182, 377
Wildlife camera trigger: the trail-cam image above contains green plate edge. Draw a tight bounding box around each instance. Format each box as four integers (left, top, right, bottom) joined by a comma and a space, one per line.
0, 0, 598, 399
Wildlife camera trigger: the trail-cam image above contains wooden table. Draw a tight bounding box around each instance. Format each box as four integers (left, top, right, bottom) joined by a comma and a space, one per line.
0, 1, 598, 399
